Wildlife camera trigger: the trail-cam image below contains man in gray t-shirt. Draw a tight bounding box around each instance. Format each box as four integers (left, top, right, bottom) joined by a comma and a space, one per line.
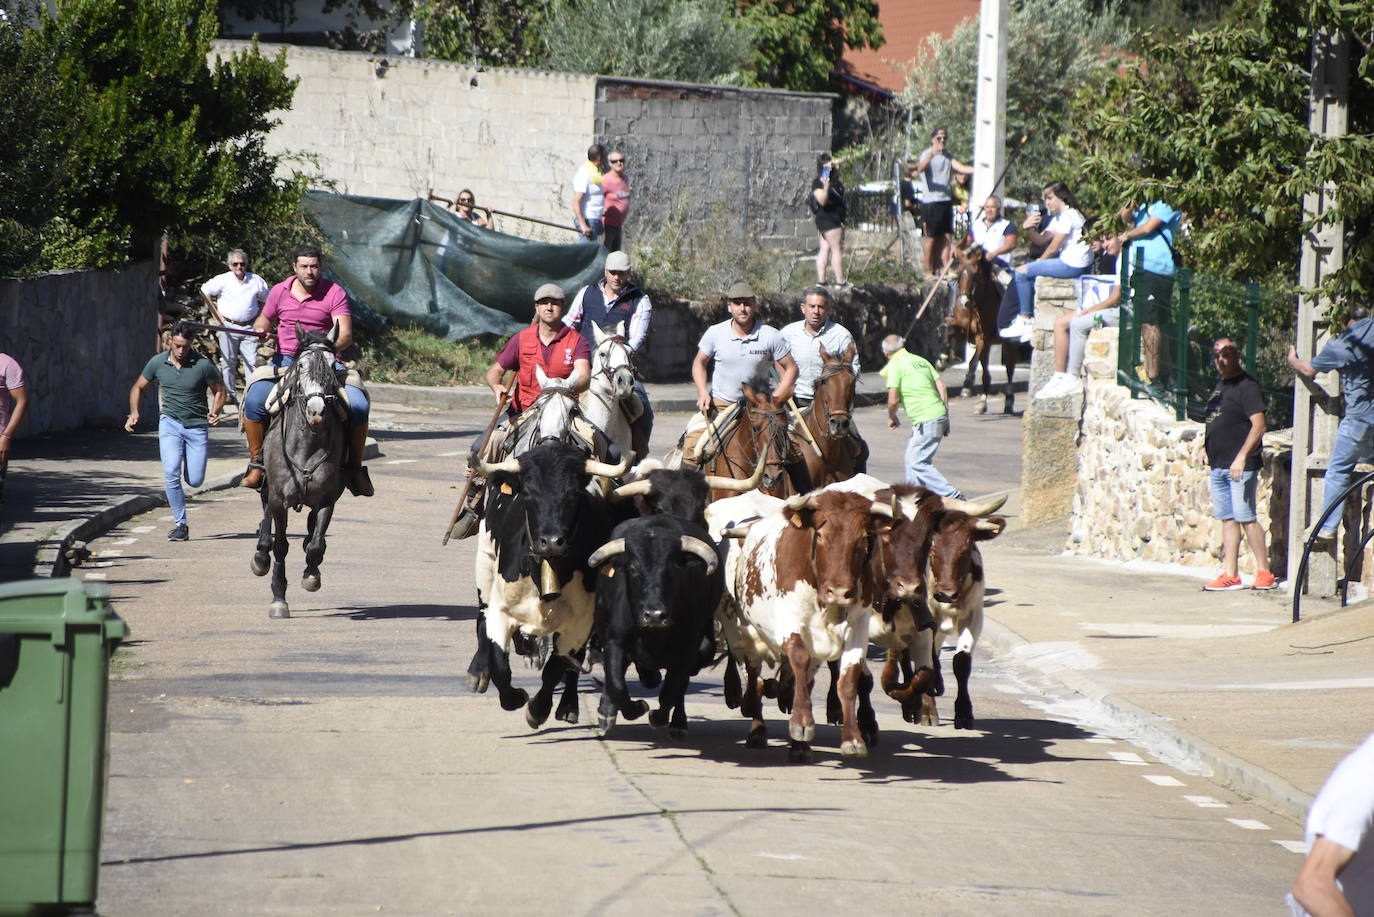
915, 127, 974, 280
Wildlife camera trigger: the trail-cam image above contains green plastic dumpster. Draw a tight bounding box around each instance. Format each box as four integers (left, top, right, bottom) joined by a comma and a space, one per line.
0, 579, 127, 917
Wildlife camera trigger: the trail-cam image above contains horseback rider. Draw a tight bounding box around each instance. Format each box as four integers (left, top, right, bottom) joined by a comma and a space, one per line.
566, 249, 654, 460
452, 283, 593, 538
239, 244, 374, 497
781, 285, 868, 471
680, 281, 811, 492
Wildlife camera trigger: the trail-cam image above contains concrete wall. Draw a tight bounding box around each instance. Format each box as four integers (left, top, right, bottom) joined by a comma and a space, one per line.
594, 79, 834, 250
216, 41, 834, 248
0, 262, 160, 435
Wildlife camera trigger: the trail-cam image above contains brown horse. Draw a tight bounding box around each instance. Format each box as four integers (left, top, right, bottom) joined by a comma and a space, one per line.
701, 385, 792, 501
796, 344, 863, 488
948, 248, 1018, 415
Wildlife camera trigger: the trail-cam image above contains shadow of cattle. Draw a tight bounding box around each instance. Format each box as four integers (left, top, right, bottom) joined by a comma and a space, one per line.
325, 603, 480, 622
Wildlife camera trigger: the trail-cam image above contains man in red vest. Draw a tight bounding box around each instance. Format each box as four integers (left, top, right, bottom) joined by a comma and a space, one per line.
485, 283, 591, 410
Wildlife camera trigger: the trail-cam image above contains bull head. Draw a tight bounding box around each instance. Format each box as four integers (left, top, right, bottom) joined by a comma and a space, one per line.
587, 536, 718, 576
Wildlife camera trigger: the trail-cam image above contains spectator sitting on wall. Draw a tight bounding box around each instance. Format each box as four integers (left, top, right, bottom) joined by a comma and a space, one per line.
600, 151, 630, 252
450, 189, 493, 229
998, 181, 1093, 344
572, 144, 607, 243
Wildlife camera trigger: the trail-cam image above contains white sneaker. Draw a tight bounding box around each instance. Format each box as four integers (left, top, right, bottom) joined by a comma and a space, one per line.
1034, 373, 1070, 399
1059, 375, 1083, 396
1000, 315, 1033, 340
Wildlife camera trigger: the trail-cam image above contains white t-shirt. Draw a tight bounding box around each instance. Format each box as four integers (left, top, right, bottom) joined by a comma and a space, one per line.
573, 165, 606, 222
200, 271, 269, 324
971, 216, 1015, 258
1047, 207, 1092, 269
1290, 734, 1374, 916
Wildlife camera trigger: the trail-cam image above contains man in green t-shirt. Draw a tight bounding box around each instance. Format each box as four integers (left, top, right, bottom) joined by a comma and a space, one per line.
880, 333, 962, 498
125, 322, 226, 541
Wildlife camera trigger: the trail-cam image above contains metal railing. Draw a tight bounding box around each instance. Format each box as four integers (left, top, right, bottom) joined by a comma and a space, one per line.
1290, 469, 1374, 623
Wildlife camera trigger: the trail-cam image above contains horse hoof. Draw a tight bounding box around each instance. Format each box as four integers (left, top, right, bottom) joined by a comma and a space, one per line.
761, 678, 779, 699
955, 715, 975, 730
595, 713, 616, 737
862, 727, 880, 749
250, 554, 269, 577
745, 729, 768, 749
499, 688, 529, 712
466, 672, 490, 694
269, 601, 290, 619
668, 727, 687, 742
975, 403, 988, 415
525, 705, 549, 730
788, 722, 815, 743
555, 705, 579, 725
840, 739, 869, 758
788, 741, 813, 764
302, 572, 321, 592
647, 707, 668, 728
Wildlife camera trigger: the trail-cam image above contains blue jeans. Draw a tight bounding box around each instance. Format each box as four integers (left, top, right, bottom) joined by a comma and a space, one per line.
1318, 416, 1374, 535
243, 355, 369, 426
904, 418, 962, 498
159, 416, 208, 526
1012, 258, 1090, 318
579, 217, 603, 242
1209, 467, 1258, 523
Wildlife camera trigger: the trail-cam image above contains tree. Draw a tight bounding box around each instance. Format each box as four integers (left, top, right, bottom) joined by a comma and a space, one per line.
538, 0, 754, 84
736, 0, 884, 93
901, 0, 1134, 209
1065, 0, 1374, 300
1, 0, 303, 276
419, 0, 546, 67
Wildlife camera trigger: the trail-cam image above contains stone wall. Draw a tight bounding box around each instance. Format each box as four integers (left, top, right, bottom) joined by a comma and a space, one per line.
594, 79, 834, 250
0, 262, 160, 435
1020, 282, 1290, 576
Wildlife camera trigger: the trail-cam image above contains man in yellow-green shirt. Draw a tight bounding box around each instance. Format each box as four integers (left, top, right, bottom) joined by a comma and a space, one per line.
880, 333, 962, 498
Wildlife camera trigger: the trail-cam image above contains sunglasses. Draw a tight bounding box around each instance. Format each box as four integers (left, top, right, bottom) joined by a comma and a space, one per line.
457, 198, 473, 204
608, 158, 625, 164
229, 261, 246, 266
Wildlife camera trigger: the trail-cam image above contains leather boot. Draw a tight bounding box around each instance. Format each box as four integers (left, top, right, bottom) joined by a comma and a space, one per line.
241, 418, 266, 489
347, 423, 374, 497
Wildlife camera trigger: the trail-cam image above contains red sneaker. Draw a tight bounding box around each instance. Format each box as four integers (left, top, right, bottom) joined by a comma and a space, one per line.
1203, 574, 1244, 592
1251, 570, 1279, 590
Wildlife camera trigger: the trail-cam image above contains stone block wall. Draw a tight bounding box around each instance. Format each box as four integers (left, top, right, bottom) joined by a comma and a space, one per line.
0, 262, 160, 435
594, 79, 834, 250
1019, 279, 1081, 526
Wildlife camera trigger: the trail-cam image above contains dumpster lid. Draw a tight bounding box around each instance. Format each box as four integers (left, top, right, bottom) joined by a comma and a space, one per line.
0, 578, 119, 637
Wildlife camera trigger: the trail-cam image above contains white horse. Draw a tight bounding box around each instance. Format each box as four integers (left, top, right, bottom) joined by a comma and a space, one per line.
580, 323, 641, 464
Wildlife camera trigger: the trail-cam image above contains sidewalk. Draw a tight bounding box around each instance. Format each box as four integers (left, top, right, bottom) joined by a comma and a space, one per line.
2, 372, 1367, 828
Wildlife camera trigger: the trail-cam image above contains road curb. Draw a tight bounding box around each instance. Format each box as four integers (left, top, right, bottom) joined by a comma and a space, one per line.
979, 615, 1312, 825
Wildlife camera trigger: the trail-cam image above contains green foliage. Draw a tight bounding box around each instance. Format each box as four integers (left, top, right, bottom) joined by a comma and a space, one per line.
1066, 0, 1374, 300
418, 0, 547, 67
0, 0, 300, 276
353, 326, 500, 385
631, 192, 783, 299
737, 0, 884, 92
537, 0, 754, 85
901, 0, 1134, 209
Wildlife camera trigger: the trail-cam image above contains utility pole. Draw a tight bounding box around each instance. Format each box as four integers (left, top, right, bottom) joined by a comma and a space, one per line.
1288, 30, 1348, 594
971, 0, 1008, 207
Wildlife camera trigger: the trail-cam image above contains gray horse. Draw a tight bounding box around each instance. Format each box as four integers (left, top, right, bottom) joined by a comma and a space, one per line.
250, 324, 349, 618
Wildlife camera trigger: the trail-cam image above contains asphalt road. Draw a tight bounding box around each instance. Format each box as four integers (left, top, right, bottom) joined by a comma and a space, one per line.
87, 398, 1302, 916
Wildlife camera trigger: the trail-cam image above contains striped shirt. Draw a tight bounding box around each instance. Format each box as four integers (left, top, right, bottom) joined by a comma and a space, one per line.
781, 320, 859, 400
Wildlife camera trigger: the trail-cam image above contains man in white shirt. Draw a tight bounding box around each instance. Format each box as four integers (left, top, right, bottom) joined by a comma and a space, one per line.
968, 196, 1018, 275
571, 144, 607, 243
200, 249, 268, 402
1290, 733, 1374, 916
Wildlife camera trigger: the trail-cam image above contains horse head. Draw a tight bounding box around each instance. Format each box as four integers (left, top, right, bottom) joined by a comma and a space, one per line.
293, 321, 344, 428
814, 343, 857, 439
530, 365, 581, 447
741, 384, 790, 496
590, 323, 636, 401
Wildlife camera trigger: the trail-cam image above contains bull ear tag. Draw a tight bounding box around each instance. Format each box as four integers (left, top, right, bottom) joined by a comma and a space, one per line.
499, 482, 513, 495
604, 565, 615, 578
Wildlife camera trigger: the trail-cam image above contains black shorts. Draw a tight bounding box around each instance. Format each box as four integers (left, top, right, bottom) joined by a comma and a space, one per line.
815, 209, 845, 234
1132, 269, 1175, 325
920, 201, 954, 237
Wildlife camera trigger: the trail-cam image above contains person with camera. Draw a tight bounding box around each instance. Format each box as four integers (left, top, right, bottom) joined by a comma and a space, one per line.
914, 127, 974, 282
811, 153, 849, 288
999, 181, 1093, 342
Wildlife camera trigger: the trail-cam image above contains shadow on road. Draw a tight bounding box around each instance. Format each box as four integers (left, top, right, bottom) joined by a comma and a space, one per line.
325, 603, 479, 621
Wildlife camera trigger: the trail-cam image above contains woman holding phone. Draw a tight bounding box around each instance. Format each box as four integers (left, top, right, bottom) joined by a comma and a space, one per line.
811, 152, 849, 288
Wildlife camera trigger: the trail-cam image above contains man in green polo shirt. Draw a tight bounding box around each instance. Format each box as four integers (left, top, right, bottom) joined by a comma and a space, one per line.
125, 322, 227, 541
880, 333, 963, 498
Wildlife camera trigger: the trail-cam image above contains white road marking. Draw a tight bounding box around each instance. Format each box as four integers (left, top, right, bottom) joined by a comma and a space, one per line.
132, 526, 155, 533
1215, 677, 1374, 691
1183, 795, 1227, 808
1143, 774, 1185, 787
436, 450, 465, 457
99, 550, 123, 558
1274, 840, 1307, 854
1084, 737, 1116, 744
84, 572, 108, 580
1109, 750, 1147, 766
1080, 622, 1274, 638
756, 852, 808, 861
1227, 818, 1270, 831
385, 459, 417, 465
111, 538, 136, 546
992, 683, 1023, 695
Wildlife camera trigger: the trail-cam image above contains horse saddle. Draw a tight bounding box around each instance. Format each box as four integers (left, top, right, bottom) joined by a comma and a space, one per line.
674, 401, 744, 467
250, 363, 365, 415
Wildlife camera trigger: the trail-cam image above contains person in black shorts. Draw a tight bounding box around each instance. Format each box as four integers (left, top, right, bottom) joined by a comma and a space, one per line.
811, 152, 849, 288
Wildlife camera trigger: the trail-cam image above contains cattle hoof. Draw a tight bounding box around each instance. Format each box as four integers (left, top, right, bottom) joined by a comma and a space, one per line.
301, 571, 321, 592
647, 707, 668, 728
788, 722, 815, 744
555, 704, 579, 725
954, 715, 975, 730
466, 672, 490, 694
620, 700, 648, 722
594, 713, 616, 737
976, 401, 988, 415
745, 728, 768, 749
499, 688, 530, 712
862, 725, 880, 748
525, 700, 551, 729
761, 678, 779, 699
840, 739, 869, 758
250, 553, 269, 577
788, 741, 812, 764
668, 727, 687, 742
268, 601, 290, 619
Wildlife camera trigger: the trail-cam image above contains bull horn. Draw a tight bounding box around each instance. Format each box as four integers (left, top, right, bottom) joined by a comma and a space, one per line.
679, 536, 718, 574
478, 457, 522, 476
721, 524, 754, 539
975, 517, 1007, 533
703, 450, 767, 492
585, 455, 630, 479
610, 479, 653, 501
587, 538, 627, 568
943, 493, 1008, 517
869, 500, 895, 519
784, 492, 816, 511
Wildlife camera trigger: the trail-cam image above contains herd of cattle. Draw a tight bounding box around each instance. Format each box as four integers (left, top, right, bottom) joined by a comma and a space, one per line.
467, 440, 1006, 762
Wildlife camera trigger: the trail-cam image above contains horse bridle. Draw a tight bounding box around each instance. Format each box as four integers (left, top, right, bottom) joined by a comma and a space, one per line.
276, 342, 345, 506
811, 362, 855, 440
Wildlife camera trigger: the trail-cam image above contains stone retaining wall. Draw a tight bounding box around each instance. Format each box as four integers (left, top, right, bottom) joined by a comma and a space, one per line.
0, 262, 160, 435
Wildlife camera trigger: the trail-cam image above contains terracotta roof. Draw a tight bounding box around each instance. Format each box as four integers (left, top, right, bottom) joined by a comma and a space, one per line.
839, 0, 982, 94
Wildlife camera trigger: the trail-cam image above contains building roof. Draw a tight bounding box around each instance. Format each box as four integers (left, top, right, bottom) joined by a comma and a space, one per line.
838, 0, 982, 95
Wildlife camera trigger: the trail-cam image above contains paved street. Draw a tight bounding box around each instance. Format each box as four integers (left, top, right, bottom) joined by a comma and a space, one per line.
82, 397, 1304, 915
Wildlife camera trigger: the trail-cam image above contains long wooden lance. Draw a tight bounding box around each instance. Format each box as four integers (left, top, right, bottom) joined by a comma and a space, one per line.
441, 372, 514, 546
178, 321, 269, 338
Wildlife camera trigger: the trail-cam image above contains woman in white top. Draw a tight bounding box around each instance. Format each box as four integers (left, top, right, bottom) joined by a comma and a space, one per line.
1000, 181, 1093, 342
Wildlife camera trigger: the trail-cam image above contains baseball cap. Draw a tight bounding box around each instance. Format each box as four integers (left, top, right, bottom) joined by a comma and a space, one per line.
534, 282, 566, 302
605, 250, 631, 272
726, 281, 755, 300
